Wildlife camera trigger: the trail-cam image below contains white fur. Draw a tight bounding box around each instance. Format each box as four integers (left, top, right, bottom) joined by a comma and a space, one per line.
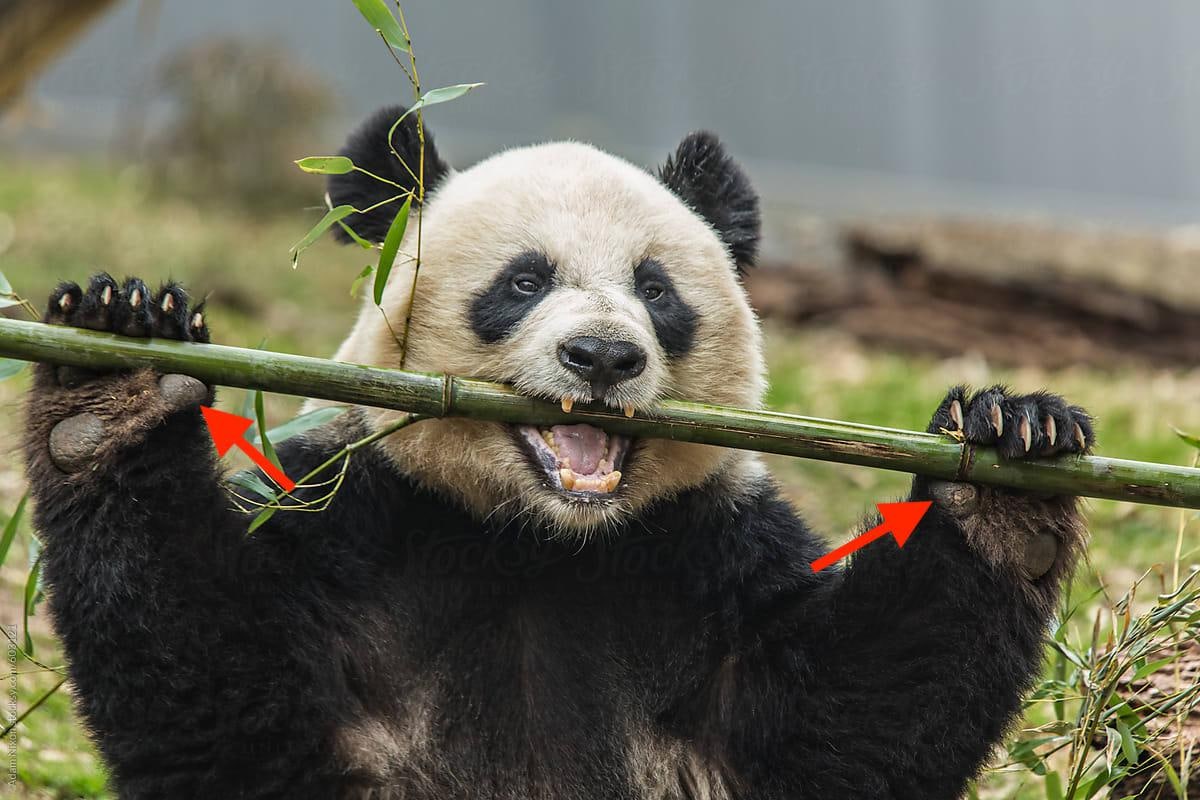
322, 141, 766, 534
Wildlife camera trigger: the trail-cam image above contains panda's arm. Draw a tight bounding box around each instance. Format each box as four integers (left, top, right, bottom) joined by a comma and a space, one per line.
22, 277, 348, 794
719, 387, 1090, 798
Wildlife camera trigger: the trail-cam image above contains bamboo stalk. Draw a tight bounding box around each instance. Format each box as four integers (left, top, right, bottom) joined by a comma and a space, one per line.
1, 317, 1197, 509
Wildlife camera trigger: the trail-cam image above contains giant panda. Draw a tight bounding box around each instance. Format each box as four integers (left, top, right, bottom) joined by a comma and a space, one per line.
23, 105, 1093, 799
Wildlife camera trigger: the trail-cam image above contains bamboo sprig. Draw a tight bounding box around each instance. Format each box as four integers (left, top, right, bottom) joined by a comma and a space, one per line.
1, 317, 1197, 509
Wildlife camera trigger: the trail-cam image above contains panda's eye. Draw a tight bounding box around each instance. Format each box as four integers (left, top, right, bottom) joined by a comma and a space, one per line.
512, 274, 543, 295
640, 282, 666, 302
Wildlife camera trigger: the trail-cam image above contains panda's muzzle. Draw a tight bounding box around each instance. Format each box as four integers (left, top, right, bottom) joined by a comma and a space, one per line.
514, 423, 631, 497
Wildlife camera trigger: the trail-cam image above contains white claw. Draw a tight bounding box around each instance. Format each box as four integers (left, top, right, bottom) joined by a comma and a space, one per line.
1073, 423, 1086, 450
1044, 416, 1057, 446
190, 312, 204, 329
949, 399, 964, 430
989, 403, 1004, 437
623, 405, 635, 418
1019, 416, 1032, 453
58, 294, 71, 311
561, 396, 574, 414
100, 285, 112, 306
161, 293, 175, 313
129, 287, 142, 308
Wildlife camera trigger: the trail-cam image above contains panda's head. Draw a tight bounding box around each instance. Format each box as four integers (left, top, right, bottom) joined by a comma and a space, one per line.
326, 106, 766, 536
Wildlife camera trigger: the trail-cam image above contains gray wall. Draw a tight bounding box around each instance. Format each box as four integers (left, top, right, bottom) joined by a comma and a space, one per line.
19, 0, 1200, 225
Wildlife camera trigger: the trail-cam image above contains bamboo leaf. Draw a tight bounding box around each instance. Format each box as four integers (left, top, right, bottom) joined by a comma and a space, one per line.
290, 205, 355, 268
247, 505, 278, 534
351, 0, 410, 52
1043, 770, 1063, 800
228, 470, 277, 502
0, 493, 28, 568
23, 551, 42, 654
413, 83, 484, 111
255, 407, 344, 446
295, 156, 354, 175
350, 264, 374, 297
374, 195, 412, 305
0, 358, 24, 381
1114, 719, 1138, 765
0, 268, 18, 309
338, 221, 375, 250
1174, 427, 1200, 451
253, 390, 281, 470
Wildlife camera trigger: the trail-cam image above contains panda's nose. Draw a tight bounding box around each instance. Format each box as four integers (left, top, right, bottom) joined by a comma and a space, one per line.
558, 336, 646, 395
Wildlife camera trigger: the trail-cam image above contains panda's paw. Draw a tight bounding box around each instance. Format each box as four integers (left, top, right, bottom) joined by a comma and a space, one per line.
928, 384, 1094, 458
30, 274, 214, 474
922, 386, 1092, 586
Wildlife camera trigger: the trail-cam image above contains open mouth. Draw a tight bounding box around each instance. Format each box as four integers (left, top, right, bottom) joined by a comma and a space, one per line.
514, 423, 632, 498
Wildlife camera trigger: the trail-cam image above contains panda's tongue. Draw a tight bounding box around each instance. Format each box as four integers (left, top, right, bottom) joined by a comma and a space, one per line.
550, 424, 608, 475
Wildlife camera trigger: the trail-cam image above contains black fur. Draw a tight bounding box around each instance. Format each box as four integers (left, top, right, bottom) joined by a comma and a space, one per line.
657, 132, 761, 271
328, 104, 450, 244
468, 251, 557, 344
23, 278, 1091, 798
634, 257, 698, 358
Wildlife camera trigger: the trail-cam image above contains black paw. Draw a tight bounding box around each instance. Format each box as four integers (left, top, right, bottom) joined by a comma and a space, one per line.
46, 273, 209, 343
928, 385, 1094, 460
44, 274, 209, 388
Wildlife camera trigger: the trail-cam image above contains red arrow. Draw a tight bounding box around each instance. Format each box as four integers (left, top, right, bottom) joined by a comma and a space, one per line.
810, 500, 932, 573
200, 406, 296, 492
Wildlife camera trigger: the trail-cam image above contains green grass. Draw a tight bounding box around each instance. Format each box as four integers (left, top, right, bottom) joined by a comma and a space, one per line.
0, 158, 1197, 797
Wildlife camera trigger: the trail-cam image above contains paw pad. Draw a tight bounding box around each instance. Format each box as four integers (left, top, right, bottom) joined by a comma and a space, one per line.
1021, 532, 1059, 580
48, 412, 106, 473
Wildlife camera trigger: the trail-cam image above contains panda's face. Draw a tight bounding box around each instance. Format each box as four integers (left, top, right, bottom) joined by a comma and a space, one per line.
329, 123, 764, 535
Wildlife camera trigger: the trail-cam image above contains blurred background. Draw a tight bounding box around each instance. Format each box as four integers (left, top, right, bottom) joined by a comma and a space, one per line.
0, 1, 1198, 797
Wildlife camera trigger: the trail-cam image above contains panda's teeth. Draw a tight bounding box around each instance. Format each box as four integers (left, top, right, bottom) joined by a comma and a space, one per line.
559, 468, 577, 491
603, 471, 622, 492
561, 396, 574, 414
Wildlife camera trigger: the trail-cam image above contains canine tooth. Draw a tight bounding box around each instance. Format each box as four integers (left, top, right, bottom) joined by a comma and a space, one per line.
1018, 416, 1032, 452
559, 468, 576, 491
623, 405, 635, 418
949, 400, 963, 430
161, 293, 174, 312
1043, 416, 1057, 446
604, 471, 622, 492
100, 285, 112, 305
561, 396, 574, 414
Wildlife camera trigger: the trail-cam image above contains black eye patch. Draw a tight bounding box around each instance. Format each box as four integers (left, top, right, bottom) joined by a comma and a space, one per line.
469, 252, 556, 344
634, 259, 697, 358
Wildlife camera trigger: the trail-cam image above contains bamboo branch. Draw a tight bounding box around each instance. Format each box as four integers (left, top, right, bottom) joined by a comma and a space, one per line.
1, 317, 1197, 509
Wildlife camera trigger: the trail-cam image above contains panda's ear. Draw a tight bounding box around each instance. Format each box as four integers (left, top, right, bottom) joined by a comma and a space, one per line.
327, 105, 451, 244
657, 132, 760, 271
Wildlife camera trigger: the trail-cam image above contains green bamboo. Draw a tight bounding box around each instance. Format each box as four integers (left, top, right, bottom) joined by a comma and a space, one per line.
1, 317, 1197, 508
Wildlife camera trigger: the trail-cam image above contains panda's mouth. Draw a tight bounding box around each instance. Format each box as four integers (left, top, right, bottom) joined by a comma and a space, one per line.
514, 424, 631, 497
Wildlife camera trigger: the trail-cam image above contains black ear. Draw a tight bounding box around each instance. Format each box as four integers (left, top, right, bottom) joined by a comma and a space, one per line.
657, 132, 760, 270
327, 104, 451, 244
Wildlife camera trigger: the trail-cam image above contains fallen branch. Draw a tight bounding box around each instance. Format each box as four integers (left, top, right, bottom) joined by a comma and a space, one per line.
1, 317, 1197, 509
